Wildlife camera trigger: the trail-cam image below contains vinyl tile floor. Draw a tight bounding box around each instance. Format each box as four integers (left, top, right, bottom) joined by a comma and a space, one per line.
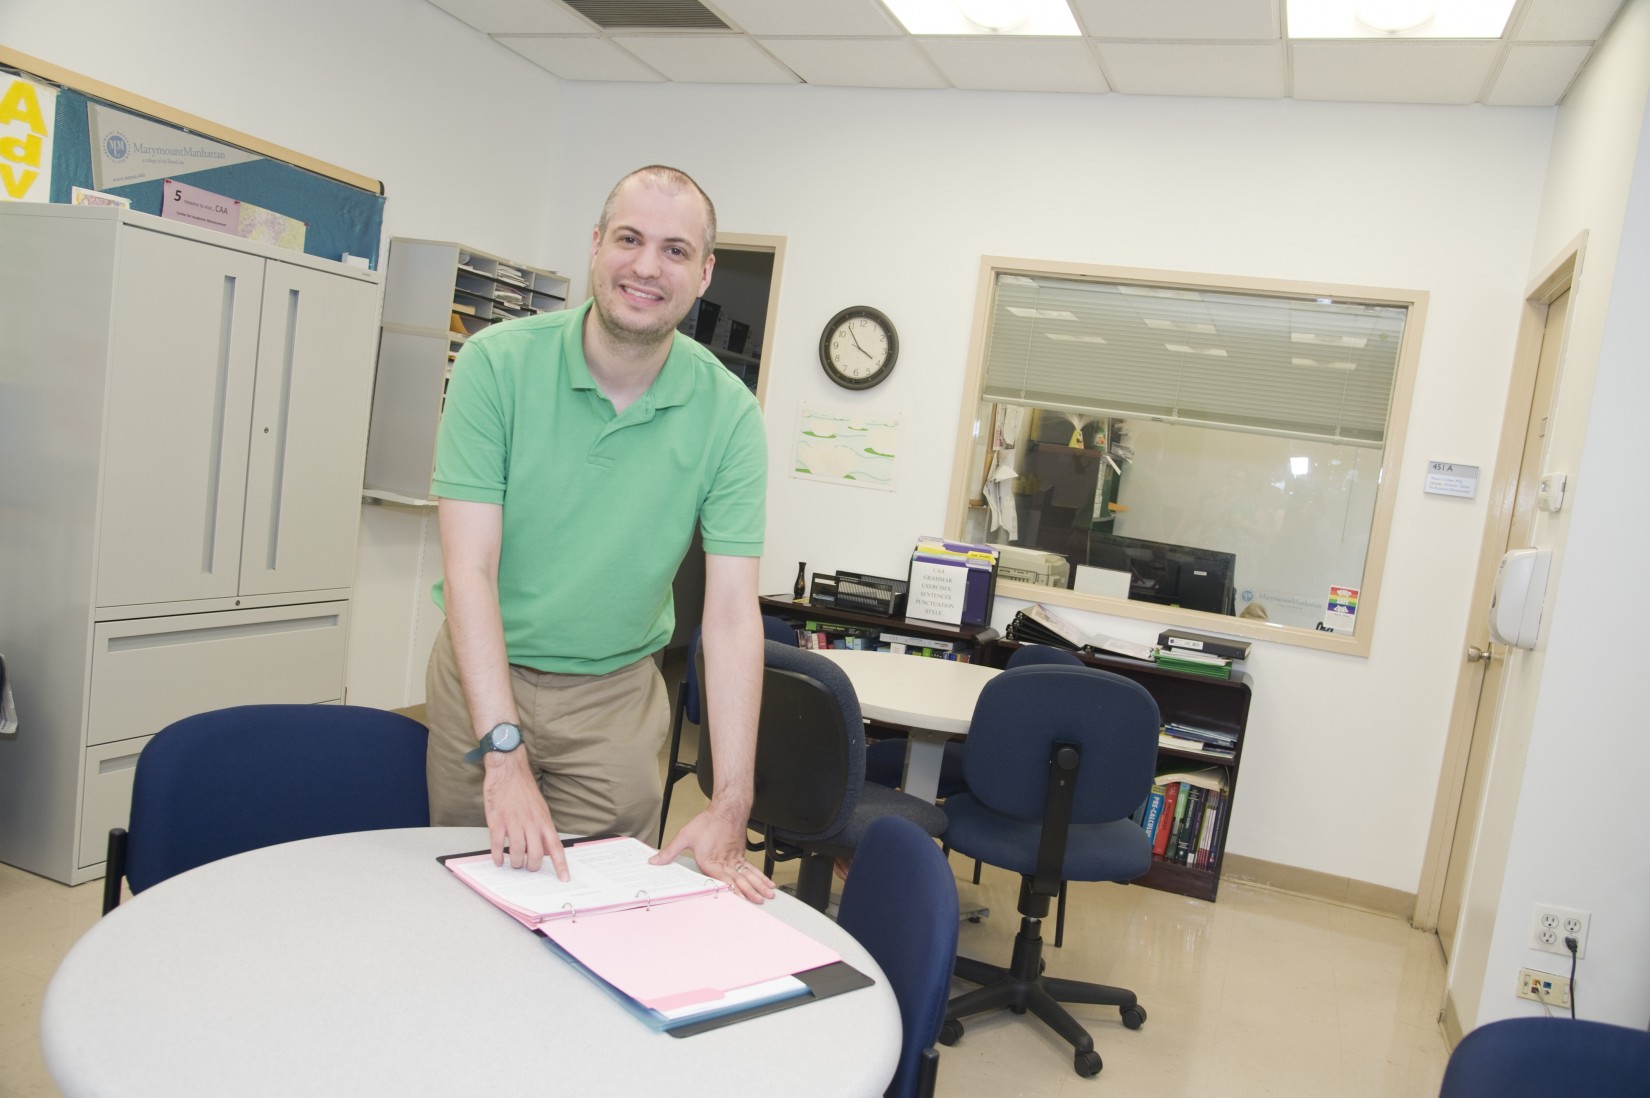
0, 717, 1451, 1098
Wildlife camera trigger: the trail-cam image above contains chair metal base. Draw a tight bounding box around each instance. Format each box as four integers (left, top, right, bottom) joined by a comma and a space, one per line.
943, 913, 1144, 1077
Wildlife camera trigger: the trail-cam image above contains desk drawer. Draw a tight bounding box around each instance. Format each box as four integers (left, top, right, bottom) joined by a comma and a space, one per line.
88, 603, 348, 747
79, 735, 152, 869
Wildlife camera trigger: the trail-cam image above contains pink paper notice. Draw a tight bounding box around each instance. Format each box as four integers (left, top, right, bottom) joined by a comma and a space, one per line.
542, 896, 840, 1010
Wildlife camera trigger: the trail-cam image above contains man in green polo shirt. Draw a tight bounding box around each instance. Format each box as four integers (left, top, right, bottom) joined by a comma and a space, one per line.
425, 165, 775, 904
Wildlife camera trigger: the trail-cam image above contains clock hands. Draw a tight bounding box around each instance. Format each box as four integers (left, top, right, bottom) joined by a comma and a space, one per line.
846, 325, 880, 363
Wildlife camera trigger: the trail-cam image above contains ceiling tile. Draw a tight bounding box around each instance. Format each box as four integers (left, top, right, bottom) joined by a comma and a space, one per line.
615, 34, 802, 83
917, 37, 1108, 93
1097, 43, 1285, 98
704, 0, 900, 36
1291, 41, 1500, 104
426, 0, 594, 34
1514, 0, 1626, 42
1486, 43, 1593, 106
495, 35, 666, 80
760, 37, 950, 89
1071, 0, 1279, 40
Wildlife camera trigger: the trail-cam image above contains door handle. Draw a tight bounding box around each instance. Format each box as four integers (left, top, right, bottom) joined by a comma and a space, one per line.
1466, 645, 1494, 663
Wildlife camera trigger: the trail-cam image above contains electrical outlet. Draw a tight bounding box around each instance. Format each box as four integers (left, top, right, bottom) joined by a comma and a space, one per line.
1531, 903, 1590, 958
1517, 968, 1572, 1008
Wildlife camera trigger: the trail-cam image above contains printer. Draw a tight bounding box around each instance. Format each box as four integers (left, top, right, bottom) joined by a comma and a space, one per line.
988, 544, 1071, 588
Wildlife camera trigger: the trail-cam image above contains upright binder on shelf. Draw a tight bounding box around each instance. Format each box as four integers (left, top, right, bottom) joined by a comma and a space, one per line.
440, 835, 872, 1036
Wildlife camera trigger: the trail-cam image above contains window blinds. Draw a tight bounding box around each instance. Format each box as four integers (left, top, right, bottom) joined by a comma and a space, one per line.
982, 275, 1406, 446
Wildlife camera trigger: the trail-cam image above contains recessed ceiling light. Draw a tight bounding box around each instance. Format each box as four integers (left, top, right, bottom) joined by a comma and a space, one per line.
883, 0, 1079, 36
1286, 0, 1516, 39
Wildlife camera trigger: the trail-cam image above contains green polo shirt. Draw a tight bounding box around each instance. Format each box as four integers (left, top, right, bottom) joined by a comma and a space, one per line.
431, 300, 767, 674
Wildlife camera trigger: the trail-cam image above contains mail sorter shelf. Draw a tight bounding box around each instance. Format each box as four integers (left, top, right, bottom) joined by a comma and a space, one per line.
988, 641, 1253, 903
363, 238, 571, 503
757, 596, 1000, 661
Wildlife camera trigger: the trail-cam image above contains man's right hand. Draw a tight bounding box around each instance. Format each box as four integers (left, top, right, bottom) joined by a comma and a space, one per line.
482, 751, 567, 879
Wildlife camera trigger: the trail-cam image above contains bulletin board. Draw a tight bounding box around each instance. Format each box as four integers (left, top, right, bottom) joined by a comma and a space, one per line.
0, 47, 384, 267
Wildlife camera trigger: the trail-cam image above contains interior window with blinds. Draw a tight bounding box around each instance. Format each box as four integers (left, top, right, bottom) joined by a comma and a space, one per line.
954, 261, 1422, 650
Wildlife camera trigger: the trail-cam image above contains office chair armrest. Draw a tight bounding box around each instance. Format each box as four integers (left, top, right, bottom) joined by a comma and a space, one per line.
1031, 743, 1080, 898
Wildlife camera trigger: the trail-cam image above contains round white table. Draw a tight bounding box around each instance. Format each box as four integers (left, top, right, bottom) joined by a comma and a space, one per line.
815, 648, 1000, 802
42, 827, 900, 1097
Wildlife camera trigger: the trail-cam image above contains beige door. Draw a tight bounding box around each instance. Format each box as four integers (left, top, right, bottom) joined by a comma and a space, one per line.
1434, 286, 1570, 958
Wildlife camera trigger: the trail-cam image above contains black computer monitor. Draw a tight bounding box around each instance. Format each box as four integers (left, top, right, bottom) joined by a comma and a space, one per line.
1087, 531, 1236, 616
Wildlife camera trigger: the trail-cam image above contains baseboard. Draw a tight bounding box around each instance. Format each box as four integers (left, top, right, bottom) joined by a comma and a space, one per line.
1440, 988, 1464, 1049
1221, 853, 1416, 921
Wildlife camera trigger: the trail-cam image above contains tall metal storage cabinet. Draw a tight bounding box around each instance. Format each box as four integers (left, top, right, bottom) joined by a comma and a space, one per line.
0, 204, 383, 884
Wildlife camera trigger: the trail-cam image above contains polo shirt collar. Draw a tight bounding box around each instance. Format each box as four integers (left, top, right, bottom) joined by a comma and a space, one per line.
563, 299, 699, 412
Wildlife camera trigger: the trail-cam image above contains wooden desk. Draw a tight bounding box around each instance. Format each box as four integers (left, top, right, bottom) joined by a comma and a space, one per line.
41, 828, 900, 1097
815, 649, 999, 803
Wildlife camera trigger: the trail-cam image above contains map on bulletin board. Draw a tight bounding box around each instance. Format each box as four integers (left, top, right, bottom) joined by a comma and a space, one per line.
791, 406, 900, 491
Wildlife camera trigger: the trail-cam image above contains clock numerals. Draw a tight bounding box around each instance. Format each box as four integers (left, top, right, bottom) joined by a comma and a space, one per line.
819, 305, 898, 390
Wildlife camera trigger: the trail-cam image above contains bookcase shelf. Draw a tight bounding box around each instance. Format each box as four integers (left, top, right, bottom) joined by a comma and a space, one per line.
988, 640, 1252, 903
362, 238, 570, 503
757, 596, 1000, 661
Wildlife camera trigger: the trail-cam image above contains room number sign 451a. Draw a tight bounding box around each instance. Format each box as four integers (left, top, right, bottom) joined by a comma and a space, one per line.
819, 305, 898, 390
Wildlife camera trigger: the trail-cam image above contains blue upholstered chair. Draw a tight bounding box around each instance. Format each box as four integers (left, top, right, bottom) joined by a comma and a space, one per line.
939, 664, 1160, 1079
1439, 1017, 1650, 1097
659, 614, 796, 843
103, 704, 429, 915
838, 816, 960, 1098
864, 643, 1085, 797
696, 641, 948, 910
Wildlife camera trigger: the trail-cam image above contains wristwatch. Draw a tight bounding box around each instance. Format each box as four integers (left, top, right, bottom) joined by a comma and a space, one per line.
464, 722, 523, 763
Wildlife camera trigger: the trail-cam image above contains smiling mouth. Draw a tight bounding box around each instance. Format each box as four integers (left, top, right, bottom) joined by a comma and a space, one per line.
620, 283, 664, 304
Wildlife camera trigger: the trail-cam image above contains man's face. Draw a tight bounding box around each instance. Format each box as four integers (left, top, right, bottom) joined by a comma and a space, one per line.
588, 179, 714, 348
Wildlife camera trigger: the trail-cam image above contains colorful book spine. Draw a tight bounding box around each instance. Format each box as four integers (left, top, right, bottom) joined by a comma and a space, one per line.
1194, 789, 1221, 869
1153, 782, 1179, 857
1176, 786, 1206, 864
1139, 784, 1166, 840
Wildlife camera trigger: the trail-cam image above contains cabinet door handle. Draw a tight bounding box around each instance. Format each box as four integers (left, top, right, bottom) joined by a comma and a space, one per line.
203, 274, 238, 575
264, 287, 300, 570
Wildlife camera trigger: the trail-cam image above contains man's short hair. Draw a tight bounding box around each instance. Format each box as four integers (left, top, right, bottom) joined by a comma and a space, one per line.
596, 165, 717, 261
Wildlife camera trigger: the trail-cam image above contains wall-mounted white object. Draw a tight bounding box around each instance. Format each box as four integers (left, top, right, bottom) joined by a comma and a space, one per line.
1488, 548, 1553, 649
1536, 473, 1567, 513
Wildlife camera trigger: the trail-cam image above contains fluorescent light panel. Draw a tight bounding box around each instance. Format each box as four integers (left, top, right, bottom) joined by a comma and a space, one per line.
883, 0, 1080, 36
1007, 307, 1078, 319
1286, 0, 1518, 39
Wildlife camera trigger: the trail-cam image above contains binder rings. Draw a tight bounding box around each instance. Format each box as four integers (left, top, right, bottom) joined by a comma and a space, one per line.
440, 836, 872, 1036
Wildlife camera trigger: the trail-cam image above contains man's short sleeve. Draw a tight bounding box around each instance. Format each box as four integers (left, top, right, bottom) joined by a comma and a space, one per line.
431, 339, 508, 504
698, 400, 766, 557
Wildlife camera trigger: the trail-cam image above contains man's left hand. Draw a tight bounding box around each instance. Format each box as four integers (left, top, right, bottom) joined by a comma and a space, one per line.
652, 801, 775, 904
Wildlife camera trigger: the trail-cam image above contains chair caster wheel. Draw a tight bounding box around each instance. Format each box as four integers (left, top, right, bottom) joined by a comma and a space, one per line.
1074, 1050, 1102, 1077
1121, 1004, 1147, 1030
967, 915, 982, 924
1038, 958, 1047, 975
939, 1020, 963, 1046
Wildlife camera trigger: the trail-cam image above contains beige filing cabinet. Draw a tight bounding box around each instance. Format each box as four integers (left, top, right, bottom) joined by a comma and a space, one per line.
363, 238, 569, 503
0, 204, 382, 884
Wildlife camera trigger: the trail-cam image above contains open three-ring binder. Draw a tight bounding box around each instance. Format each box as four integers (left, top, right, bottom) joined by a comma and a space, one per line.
440, 835, 872, 1036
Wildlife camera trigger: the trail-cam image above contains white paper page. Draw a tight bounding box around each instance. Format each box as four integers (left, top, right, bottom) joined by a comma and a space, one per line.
448, 836, 722, 918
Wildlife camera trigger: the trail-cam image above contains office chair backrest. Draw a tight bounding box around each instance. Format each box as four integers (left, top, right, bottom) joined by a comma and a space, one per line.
697, 640, 865, 843
1438, 1017, 1650, 1097
838, 816, 959, 1098
123, 704, 429, 895
1006, 644, 1086, 669
962, 665, 1159, 827
680, 616, 795, 726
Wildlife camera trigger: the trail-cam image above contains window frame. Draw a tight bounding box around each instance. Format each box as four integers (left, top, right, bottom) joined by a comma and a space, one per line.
944, 256, 1429, 657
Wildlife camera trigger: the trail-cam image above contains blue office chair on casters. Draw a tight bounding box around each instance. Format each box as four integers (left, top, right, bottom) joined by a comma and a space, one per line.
697, 641, 948, 911
838, 816, 959, 1098
939, 664, 1160, 1078
658, 615, 796, 844
1439, 1017, 1650, 1097
865, 643, 1085, 798
103, 704, 429, 915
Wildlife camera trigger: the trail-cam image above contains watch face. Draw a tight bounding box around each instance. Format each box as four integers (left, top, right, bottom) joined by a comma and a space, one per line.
489, 723, 521, 752
820, 306, 897, 390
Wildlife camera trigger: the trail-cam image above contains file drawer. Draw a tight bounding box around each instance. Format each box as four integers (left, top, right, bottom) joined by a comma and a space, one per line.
88, 603, 348, 747
78, 735, 152, 868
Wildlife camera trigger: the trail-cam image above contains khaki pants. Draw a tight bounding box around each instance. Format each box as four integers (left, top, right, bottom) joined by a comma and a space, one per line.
424, 623, 670, 841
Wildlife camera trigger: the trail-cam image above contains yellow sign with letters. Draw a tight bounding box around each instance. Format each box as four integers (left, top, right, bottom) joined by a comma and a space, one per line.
0, 74, 55, 202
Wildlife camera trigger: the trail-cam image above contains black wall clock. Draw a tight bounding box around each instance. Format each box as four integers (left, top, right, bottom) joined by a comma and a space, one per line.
818, 305, 898, 390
